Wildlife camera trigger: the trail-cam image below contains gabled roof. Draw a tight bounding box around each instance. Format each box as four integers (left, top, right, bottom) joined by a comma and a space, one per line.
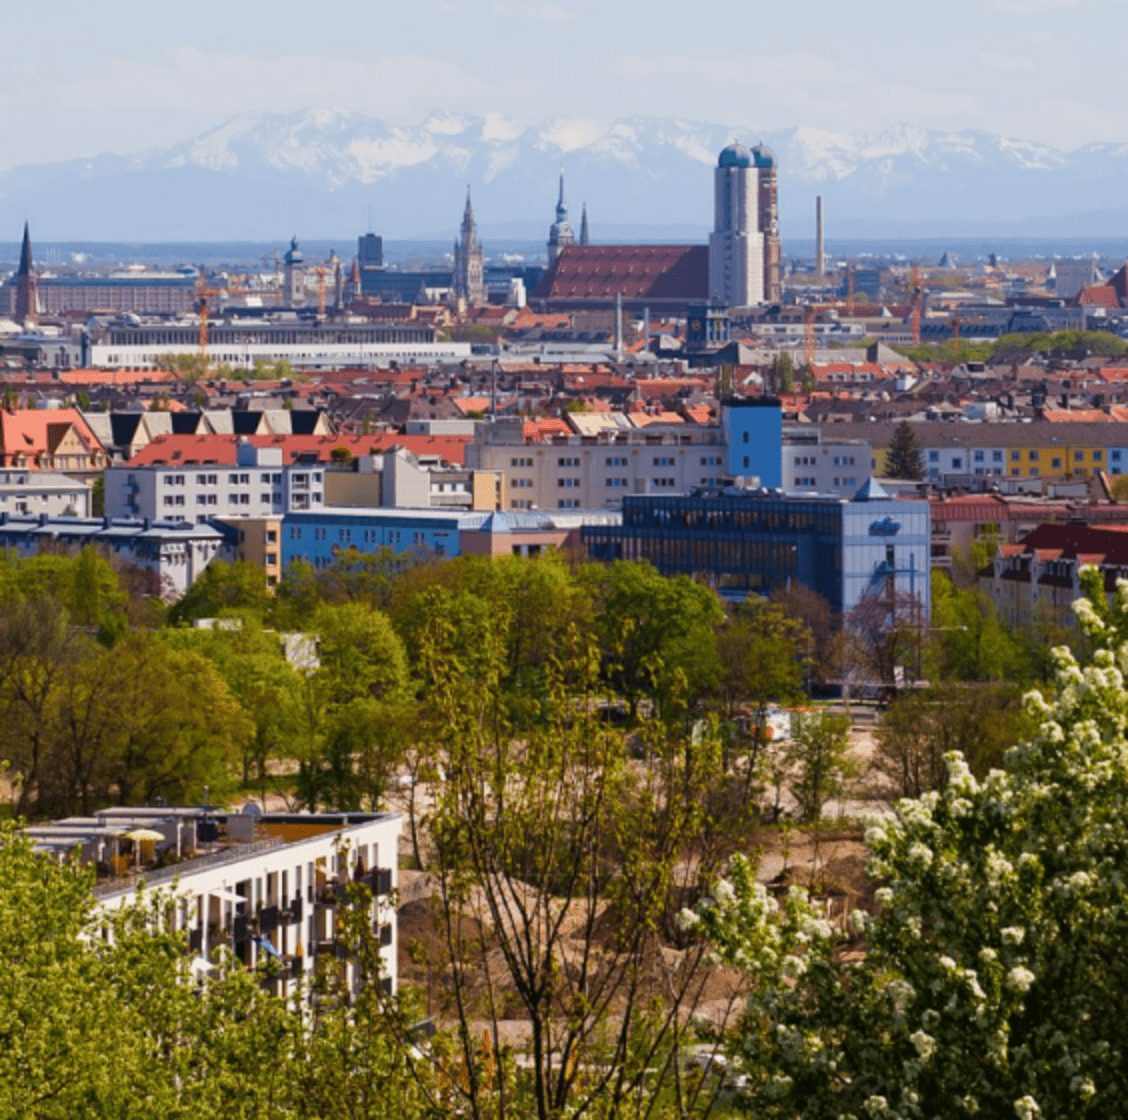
531, 245, 709, 302
0, 408, 104, 458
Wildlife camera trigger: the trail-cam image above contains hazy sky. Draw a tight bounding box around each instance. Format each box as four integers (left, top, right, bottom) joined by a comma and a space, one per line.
3, 0, 1127, 169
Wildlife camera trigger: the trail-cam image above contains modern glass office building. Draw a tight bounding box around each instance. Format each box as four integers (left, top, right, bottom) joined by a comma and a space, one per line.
581, 481, 930, 618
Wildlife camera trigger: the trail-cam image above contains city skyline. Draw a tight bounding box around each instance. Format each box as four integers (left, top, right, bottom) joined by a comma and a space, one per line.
4, 0, 1128, 174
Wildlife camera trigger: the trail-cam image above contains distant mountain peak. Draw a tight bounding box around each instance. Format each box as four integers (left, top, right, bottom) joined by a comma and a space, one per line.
1, 109, 1126, 241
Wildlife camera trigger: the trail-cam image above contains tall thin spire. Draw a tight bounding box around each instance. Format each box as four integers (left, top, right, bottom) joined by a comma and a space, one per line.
18, 222, 32, 276
580, 202, 589, 246
556, 166, 567, 221
15, 223, 37, 325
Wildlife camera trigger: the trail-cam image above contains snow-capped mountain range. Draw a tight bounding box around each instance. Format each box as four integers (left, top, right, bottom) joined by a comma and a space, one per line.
3, 109, 1128, 242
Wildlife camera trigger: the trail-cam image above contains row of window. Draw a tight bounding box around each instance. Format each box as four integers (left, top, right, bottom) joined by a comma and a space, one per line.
929, 449, 1107, 465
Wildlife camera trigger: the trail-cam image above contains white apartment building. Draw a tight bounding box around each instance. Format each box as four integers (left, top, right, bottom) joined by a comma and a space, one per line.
0, 470, 91, 518
105, 441, 326, 524
783, 430, 873, 498
0, 514, 230, 600
468, 424, 728, 510
30, 807, 400, 1002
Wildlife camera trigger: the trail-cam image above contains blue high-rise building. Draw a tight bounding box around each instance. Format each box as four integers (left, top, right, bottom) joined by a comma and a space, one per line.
722, 397, 782, 486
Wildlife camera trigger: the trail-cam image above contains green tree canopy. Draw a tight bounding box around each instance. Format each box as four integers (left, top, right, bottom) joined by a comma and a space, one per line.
884, 419, 925, 480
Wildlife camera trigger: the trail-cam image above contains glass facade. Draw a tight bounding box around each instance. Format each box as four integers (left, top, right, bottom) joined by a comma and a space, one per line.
583, 491, 930, 619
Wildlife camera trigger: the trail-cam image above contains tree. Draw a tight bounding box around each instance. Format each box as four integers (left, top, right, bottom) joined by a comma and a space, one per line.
403, 606, 728, 1120
580, 561, 723, 722
690, 566, 1128, 1116
714, 600, 809, 810
786, 710, 854, 823
884, 419, 925, 480
929, 572, 1026, 682
775, 351, 794, 394
874, 680, 1030, 799
296, 602, 411, 810
167, 560, 272, 626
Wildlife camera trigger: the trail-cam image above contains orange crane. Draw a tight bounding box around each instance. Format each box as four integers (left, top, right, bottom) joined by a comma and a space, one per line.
910, 265, 922, 345
196, 269, 221, 357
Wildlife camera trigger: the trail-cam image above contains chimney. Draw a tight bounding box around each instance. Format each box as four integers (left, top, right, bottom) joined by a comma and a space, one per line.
815, 196, 825, 280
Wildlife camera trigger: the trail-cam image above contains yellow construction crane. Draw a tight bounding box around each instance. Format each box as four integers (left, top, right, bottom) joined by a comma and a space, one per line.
196, 269, 221, 358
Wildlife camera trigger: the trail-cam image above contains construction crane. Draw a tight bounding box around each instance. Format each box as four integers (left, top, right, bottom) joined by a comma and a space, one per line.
804, 302, 835, 369
950, 314, 961, 360
910, 264, 922, 345
196, 269, 221, 358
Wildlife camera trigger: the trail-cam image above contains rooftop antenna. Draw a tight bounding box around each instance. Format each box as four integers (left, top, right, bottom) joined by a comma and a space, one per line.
367, 205, 373, 233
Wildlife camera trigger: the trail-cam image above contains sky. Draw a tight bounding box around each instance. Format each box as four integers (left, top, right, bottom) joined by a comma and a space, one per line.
2, 0, 1127, 171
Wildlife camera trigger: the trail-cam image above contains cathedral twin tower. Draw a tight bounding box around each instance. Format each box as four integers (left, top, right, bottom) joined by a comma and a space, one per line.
708, 141, 781, 308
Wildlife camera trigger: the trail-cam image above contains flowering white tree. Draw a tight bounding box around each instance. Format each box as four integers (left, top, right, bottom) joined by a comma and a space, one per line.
690, 567, 1128, 1118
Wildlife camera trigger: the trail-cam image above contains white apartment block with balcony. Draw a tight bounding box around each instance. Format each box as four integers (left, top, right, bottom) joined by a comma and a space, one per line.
783, 430, 873, 498
105, 441, 326, 524
32, 807, 402, 1002
468, 423, 728, 510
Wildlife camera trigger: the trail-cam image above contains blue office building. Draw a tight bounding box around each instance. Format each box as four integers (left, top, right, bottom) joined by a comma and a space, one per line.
722, 397, 782, 486
283, 508, 488, 570
581, 479, 929, 619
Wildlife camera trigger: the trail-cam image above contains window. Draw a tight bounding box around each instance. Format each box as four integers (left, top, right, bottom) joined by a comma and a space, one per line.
558, 499, 580, 508
511, 457, 533, 468
558, 457, 579, 467
742, 431, 749, 444
557, 478, 580, 488
339, 528, 351, 542
951, 457, 962, 470
1028, 451, 1038, 462
261, 493, 271, 504
654, 478, 676, 488
1074, 451, 1084, 463
266, 552, 277, 565
653, 456, 674, 467
228, 473, 238, 483
606, 456, 627, 467
993, 450, 1003, 463
266, 530, 277, 542
1052, 458, 1062, 470
928, 451, 939, 463
1114, 450, 1123, 462
261, 473, 273, 483
974, 450, 984, 462
239, 494, 250, 505
1094, 450, 1103, 461
606, 478, 627, 488
512, 479, 533, 489
1011, 451, 1020, 462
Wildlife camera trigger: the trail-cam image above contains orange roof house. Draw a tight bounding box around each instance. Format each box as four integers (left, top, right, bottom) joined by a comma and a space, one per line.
0, 408, 108, 473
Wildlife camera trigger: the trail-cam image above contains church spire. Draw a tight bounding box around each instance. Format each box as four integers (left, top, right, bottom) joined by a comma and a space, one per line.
15, 223, 37, 325
547, 167, 575, 263
18, 223, 32, 277
580, 202, 589, 246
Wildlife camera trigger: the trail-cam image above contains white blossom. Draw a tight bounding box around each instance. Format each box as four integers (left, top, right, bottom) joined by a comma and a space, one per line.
862, 1096, 889, 1118
1014, 1095, 1041, 1120
874, 887, 894, 907
1001, 926, 1025, 946
909, 1029, 936, 1061
675, 907, 700, 932
1007, 966, 1035, 993
712, 879, 735, 907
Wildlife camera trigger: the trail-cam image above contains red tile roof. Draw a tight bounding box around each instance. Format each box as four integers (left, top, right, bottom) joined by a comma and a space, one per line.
532, 245, 709, 302
128, 432, 471, 467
